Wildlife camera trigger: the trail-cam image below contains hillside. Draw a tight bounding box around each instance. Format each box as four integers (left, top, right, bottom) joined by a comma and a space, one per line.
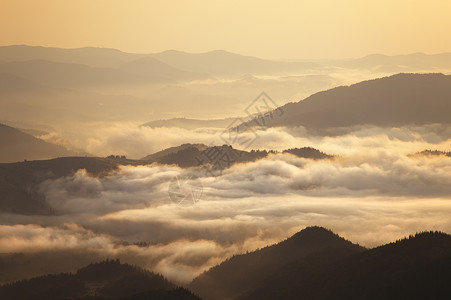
0, 259, 201, 300
188, 227, 365, 300
143, 144, 268, 168
189, 227, 451, 300
142, 144, 332, 168
142, 143, 208, 162
0, 156, 128, 214
237, 231, 451, 300
240, 73, 451, 129
0, 123, 76, 163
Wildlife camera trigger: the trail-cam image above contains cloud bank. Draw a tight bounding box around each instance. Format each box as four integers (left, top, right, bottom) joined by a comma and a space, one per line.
2, 133, 451, 283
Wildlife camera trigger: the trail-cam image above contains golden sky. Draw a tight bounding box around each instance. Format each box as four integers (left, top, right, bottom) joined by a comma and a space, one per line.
1, 0, 451, 59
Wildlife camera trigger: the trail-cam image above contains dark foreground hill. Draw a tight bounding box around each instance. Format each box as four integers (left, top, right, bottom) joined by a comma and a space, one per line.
240, 73, 451, 130
189, 226, 451, 300
0, 259, 201, 300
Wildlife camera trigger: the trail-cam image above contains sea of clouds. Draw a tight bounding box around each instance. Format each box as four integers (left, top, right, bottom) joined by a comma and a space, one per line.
2, 124, 451, 284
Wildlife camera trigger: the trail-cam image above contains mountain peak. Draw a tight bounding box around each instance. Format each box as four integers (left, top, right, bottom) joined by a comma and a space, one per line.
282, 226, 361, 250
189, 226, 365, 300
293, 226, 336, 238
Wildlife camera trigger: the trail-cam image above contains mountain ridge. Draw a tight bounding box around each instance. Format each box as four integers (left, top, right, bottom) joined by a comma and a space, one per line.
239, 73, 451, 130
189, 227, 451, 300
0, 259, 201, 300
188, 226, 365, 300
0, 123, 77, 163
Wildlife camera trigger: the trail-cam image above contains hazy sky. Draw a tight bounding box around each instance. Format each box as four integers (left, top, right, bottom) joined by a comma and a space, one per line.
1, 0, 451, 59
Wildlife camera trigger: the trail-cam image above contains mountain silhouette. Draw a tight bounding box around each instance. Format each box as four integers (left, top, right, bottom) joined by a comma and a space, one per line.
142, 143, 208, 162
188, 227, 365, 300
0, 46, 318, 77
3, 46, 451, 76
143, 144, 268, 168
0, 156, 123, 214
0, 259, 201, 300
189, 227, 451, 300
239, 73, 451, 130
142, 144, 331, 168
0, 123, 76, 163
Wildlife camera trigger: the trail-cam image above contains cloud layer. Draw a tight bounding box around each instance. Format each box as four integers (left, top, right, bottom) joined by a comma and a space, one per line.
2, 46, 451, 285
52, 122, 451, 159
2, 129, 451, 284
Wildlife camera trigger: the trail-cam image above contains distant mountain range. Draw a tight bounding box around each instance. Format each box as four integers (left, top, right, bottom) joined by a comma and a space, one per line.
0, 46, 319, 77
2, 45, 450, 76
0, 45, 328, 125
0, 259, 200, 300
240, 73, 451, 129
2, 45, 451, 131
189, 226, 451, 300
0, 45, 144, 68
0, 123, 76, 163
339, 52, 451, 72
